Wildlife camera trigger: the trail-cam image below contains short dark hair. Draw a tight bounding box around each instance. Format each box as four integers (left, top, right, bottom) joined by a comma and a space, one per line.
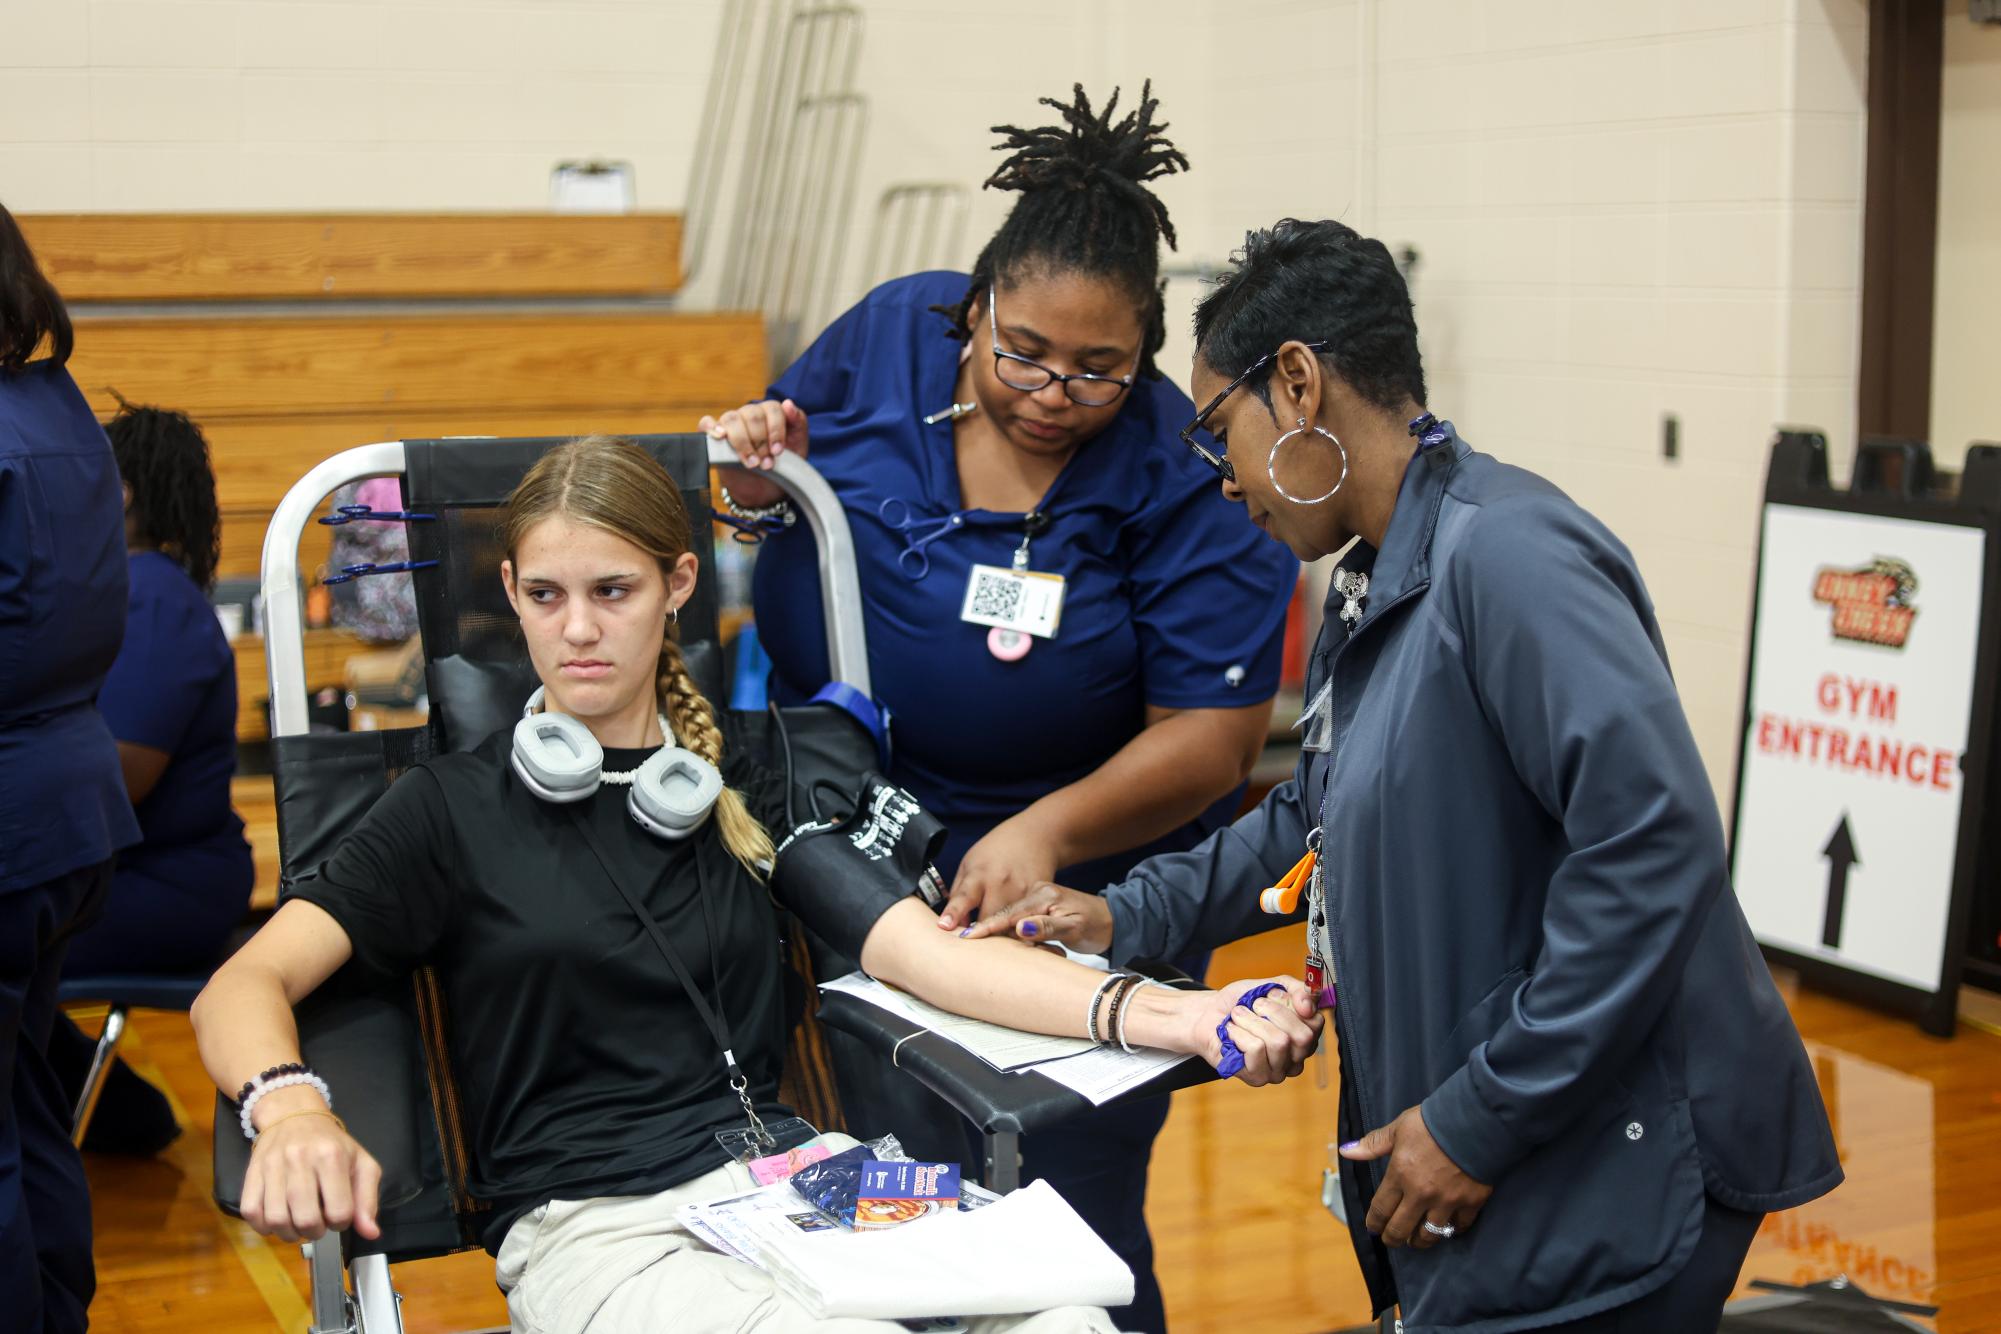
1192, 219, 1424, 415
930, 81, 1188, 381
107, 403, 222, 592
0, 203, 73, 371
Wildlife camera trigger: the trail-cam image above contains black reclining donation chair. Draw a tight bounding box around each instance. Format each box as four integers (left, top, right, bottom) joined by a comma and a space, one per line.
211, 435, 1213, 1334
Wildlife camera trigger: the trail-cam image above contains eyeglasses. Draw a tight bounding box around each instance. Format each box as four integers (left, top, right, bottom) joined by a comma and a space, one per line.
988, 285, 1139, 408
1179, 341, 1331, 482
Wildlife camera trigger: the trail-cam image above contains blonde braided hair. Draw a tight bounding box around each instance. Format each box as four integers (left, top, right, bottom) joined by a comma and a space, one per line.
505, 436, 775, 877
657, 635, 773, 874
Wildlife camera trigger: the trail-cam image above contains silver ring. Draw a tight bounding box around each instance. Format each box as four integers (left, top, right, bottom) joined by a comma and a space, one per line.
1421, 1221, 1456, 1239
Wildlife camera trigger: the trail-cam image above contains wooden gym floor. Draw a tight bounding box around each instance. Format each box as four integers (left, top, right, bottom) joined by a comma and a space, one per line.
78, 924, 1998, 1332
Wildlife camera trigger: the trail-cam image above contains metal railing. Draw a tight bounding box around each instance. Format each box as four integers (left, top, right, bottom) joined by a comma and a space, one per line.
860, 182, 972, 291
682, 1, 870, 370
679, 0, 762, 286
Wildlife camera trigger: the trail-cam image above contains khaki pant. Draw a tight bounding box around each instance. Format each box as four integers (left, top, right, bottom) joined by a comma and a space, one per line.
495, 1149, 1121, 1334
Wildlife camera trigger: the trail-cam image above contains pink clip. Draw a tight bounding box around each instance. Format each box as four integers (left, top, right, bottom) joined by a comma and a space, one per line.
987, 626, 1032, 662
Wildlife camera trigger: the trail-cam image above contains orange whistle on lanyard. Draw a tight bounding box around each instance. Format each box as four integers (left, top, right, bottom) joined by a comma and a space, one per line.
1258, 849, 1316, 915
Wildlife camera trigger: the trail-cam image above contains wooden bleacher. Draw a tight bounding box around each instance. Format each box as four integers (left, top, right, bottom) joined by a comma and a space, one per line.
24, 211, 684, 301
67, 312, 760, 580
27, 212, 761, 585
27, 211, 769, 899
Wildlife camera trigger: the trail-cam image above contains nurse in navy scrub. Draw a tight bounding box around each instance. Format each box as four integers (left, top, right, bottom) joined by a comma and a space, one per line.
705, 84, 1297, 1334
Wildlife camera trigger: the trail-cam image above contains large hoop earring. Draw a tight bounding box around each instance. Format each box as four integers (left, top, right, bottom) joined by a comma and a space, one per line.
1268, 417, 1348, 505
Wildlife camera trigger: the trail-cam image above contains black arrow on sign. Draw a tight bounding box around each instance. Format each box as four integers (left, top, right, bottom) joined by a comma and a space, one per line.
1820, 814, 1860, 950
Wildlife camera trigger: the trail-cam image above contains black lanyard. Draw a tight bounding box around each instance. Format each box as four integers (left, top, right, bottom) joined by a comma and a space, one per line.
570, 807, 774, 1151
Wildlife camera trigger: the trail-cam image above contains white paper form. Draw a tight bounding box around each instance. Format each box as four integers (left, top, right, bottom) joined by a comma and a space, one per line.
1030, 1044, 1192, 1105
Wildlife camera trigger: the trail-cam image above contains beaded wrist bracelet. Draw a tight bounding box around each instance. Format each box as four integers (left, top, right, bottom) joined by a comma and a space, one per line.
718, 482, 796, 525
236, 1062, 308, 1105
1085, 973, 1124, 1045
1098, 974, 1140, 1048
1114, 977, 1162, 1054
237, 1066, 333, 1141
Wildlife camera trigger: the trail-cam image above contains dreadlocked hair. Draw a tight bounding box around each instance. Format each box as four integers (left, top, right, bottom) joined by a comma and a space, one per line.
504, 436, 775, 879
106, 401, 222, 592
930, 81, 1188, 381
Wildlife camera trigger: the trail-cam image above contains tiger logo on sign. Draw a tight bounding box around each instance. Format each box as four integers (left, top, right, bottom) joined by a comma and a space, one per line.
1812, 557, 1918, 649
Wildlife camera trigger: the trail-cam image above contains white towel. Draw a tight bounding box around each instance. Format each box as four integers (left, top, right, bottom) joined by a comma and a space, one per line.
749, 1179, 1134, 1320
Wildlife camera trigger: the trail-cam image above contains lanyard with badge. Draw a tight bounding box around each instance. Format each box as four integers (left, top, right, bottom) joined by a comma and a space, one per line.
1259, 816, 1341, 1216
1267, 599, 1367, 1219
922, 384, 1071, 663
879, 494, 1068, 663
1260, 661, 1336, 1033
571, 814, 817, 1162
958, 509, 1064, 662
1272, 635, 1340, 1005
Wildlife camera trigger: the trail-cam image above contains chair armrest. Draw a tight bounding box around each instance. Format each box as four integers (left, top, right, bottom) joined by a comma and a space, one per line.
211, 1093, 252, 1218
210, 982, 432, 1221
814, 988, 1217, 1140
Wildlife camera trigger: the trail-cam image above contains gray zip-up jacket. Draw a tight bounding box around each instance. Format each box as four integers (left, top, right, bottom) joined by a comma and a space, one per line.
1104, 427, 1840, 1332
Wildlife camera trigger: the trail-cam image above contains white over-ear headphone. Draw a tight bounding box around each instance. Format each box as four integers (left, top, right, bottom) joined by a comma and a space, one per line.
510, 687, 723, 840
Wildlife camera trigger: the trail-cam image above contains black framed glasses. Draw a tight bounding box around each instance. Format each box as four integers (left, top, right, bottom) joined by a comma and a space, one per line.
988, 285, 1139, 408
1179, 341, 1330, 481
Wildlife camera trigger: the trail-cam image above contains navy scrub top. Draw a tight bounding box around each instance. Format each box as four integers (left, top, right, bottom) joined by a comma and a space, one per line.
98, 550, 251, 892
0, 361, 141, 893
753, 272, 1299, 888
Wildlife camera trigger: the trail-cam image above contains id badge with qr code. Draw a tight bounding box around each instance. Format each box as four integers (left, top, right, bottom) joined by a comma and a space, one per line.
959, 564, 1066, 639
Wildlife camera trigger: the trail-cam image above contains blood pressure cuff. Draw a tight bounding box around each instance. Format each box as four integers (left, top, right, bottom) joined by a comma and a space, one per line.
770, 773, 947, 962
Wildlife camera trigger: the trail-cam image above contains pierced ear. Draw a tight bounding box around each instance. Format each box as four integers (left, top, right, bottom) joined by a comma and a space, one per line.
1278, 343, 1324, 423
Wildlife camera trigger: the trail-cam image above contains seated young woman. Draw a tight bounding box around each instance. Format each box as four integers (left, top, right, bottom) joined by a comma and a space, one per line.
191, 437, 1318, 1334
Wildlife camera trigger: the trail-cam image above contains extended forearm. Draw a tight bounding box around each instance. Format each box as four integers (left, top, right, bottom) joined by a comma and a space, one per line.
859, 899, 1197, 1051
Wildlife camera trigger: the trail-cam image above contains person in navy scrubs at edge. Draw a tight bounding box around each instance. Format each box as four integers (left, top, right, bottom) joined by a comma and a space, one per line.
969, 219, 1843, 1333
0, 202, 142, 1334
707, 85, 1297, 1333
46, 403, 255, 1155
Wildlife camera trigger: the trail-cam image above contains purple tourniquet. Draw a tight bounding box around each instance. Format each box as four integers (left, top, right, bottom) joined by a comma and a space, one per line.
1215, 981, 1290, 1078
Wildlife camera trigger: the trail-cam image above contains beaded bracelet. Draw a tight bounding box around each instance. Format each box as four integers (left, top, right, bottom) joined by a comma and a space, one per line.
1098, 974, 1140, 1048
239, 1070, 333, 1141
1084, 973, 1124, 1045
1114, 977, 1162, 1054
236, 1062, 308, 1105
718, 482, 796, 526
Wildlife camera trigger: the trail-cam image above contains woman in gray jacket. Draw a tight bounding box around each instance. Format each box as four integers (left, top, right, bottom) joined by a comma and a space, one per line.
967, 218, 1841, 1332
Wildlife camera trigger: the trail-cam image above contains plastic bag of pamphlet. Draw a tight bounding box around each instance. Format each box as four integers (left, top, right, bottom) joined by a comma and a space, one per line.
792, 1135, 923, 1229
